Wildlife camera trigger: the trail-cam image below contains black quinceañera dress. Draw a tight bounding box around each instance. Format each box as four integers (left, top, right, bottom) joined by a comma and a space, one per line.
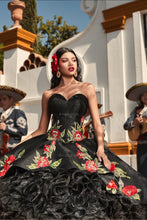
0, 94, 147, 219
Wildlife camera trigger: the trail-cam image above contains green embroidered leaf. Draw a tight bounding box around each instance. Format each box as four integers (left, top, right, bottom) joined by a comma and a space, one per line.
27, 164, 37, 169
73, 161, 85, 170
17, 149, 25, 158
4, 155, 8, 162
112, 189, 117, 194
131, 193, 140, 200
60, 129, 65, 138
114, 167, 130, 179
94, 158, 99, 166
67, 129, 73, 137
50, 158, 62, 169
0, 160, 4, 167
71, 126, 76, 132
118, 177, 124, 189
137, 189, 141, 193
106, 186, 111, 191
97, 168, 109, 174
36, 151, 41, 160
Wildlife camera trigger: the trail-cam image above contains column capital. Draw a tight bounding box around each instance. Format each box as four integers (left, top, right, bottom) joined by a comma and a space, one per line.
0, 28, 36, 52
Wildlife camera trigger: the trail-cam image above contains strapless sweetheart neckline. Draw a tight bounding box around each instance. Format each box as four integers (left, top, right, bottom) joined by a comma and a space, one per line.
49, 93, 88, 102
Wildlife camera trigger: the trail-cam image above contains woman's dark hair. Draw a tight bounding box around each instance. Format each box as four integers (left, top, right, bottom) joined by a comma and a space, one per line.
50, 47, 82, 89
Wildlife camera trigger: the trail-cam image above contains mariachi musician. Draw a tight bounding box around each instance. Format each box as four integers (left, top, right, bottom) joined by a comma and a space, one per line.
124, 82, 147, 179
83, 103, 112, 144
0, 85, 28, 155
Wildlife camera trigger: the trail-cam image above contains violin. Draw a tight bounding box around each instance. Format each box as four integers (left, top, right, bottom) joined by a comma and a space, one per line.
83, 111, 113, 138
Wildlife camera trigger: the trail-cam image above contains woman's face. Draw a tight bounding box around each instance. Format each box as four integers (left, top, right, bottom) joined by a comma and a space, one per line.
58, 52, 77, 77
140, 92, 147, 105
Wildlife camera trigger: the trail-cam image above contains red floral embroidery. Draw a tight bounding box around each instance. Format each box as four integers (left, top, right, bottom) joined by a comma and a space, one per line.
37, 157, 49, 168
51, 140, 56, 145
85, 160, 97, 173
74, 131, 83, 141
80, 116, 84, 123
50, 129, 61, 139
0, 170, 7, 177
110, 163, 116, 172
6, 155, 16, 164
122, 185, 138, 197
43, 144, 50, 152
75, 143, 82, 149
76, 150, 84, 159
0, 155, 16, 177
107, 180, 117, 189
51, 54, 58, 74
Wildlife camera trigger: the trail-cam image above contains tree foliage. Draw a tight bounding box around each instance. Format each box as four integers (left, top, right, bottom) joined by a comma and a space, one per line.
37, 15, 78, 57
0, 0, 79, 69
20, 0, 38, 51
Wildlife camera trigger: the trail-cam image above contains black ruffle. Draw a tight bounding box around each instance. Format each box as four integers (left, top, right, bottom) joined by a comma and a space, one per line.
0, 167, 146, 219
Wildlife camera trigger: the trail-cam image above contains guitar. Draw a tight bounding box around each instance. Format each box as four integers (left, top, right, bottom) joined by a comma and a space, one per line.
83, 111, 113, 138
0, 116, 9, 156
127, 107, 147, 141
128, 118, 147, 141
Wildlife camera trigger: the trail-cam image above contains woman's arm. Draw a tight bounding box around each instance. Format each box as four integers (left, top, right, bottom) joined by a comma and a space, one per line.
86, 84, 111, 169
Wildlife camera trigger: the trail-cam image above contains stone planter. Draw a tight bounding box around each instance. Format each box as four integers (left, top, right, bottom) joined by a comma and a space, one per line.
8, 0, 25, 28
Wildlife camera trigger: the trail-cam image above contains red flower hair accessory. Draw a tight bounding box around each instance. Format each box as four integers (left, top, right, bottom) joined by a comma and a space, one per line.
51, 53, 58, 74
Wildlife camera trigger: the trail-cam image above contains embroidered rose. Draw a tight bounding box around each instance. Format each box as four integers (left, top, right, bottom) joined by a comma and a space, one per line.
0, 170, 7, 177
106, 180, 117, 189
51, 54, 58, 74
50, 129, 61, 139
122, 185, 138, 197
75, 143, 82, 149
51, 140, 56, 145
0, 155, 16, 177
76, 150, 84, 159
37, 157, 49, 168
43, 144, 50, 152
85, 160, 97, 173
110, 163, 116, 172
74, 131, 83, 141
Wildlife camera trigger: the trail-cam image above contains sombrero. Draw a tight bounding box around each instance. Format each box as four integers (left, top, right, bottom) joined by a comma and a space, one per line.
126, 83, 147, 101
0, 85, 26, 104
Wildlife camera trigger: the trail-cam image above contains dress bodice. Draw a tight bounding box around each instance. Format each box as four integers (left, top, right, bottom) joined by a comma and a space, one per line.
48, 93, 88, 142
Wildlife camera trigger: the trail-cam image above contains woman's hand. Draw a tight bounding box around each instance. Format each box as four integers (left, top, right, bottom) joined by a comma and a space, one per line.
96, 147, 111, 170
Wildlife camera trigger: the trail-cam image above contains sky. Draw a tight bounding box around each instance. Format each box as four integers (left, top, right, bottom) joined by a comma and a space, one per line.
0, 0, 90, 33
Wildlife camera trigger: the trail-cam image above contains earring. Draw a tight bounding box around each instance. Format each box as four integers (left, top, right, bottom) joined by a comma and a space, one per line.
74, 72, 77, 77
57, 70, 61, 78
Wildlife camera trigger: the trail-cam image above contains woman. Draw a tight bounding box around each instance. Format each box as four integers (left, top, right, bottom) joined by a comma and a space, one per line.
124, 83, 147, 179
0, 48, 146, 219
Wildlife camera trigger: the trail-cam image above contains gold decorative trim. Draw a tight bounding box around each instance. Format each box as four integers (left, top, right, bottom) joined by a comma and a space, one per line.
102, 0, 147, 33
0, 28, 36, 52
106, 141, 137, 155
102, 16, 126, 33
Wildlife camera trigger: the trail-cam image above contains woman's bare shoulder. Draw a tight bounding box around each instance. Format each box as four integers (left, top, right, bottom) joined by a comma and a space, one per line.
80, 82, 95, 96
42, 88, 56, 100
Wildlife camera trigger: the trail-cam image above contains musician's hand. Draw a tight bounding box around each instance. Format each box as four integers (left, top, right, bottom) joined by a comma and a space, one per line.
96, 147, 111, 170
0, 122, 6, 131
133, 114, 143, 125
